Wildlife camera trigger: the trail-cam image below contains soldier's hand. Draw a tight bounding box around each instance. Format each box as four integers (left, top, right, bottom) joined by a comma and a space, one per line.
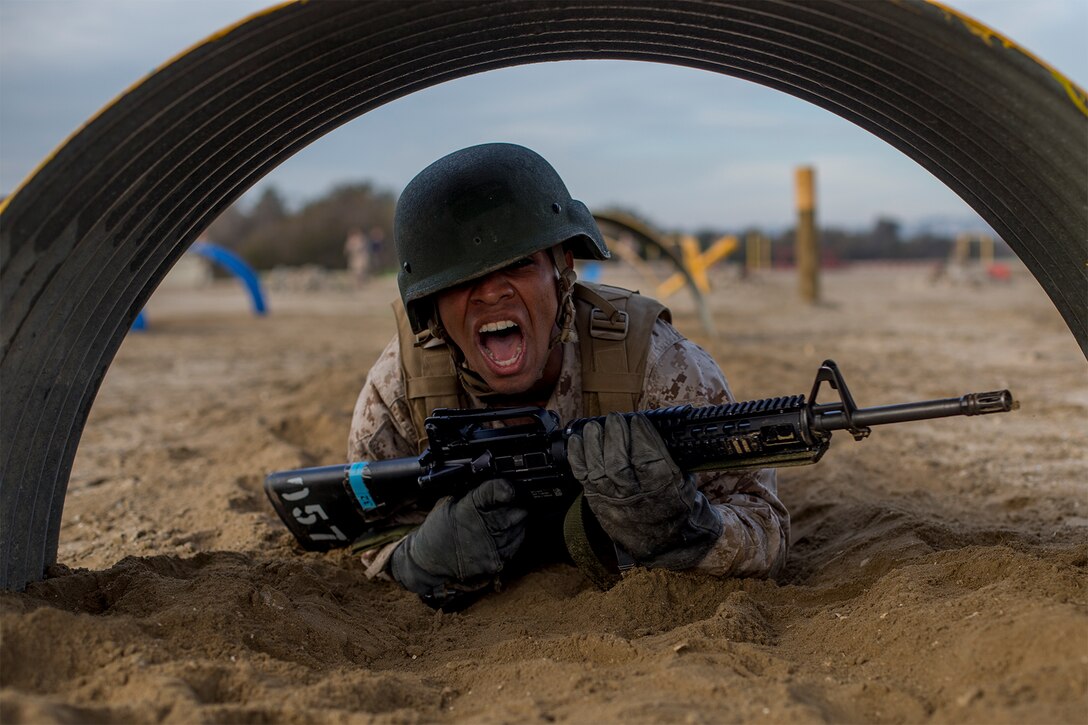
568, 412, 723, 569
391, 478, 528, 607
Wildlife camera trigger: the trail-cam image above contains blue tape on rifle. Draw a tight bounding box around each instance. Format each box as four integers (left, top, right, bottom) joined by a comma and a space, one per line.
348, 461, 377, 511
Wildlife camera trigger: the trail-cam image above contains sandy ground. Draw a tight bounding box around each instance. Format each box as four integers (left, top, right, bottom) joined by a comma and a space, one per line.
1, 260, 1085, 724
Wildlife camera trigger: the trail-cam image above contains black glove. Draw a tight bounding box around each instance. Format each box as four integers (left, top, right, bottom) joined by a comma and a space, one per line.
391, 478, 528, 608
567, 412, 723, 569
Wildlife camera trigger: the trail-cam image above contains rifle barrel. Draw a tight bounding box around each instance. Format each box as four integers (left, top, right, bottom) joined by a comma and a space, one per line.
812, 390, 1015, 432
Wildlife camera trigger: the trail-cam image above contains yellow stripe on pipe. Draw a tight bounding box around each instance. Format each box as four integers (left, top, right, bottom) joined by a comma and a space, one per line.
924, 0, 1087, 118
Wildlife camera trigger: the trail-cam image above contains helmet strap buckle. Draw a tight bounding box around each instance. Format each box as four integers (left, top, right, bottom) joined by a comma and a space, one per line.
588, 308, 629, 341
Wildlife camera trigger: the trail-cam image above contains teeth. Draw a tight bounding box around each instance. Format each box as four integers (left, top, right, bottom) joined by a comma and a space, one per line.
484, 342, 523, 367
478, 320, 518, 334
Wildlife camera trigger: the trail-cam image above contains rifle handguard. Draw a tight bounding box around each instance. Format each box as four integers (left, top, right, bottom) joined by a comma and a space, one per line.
265, 360, 1016, 551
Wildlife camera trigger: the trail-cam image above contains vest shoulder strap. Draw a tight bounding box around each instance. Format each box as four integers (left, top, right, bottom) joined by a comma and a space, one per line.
392, 299, 464, 453
572, 281, 671, 416
566, 282, 672, 589
393, 281, 671, 446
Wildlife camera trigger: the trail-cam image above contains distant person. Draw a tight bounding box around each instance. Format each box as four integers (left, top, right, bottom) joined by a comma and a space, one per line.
367, 225, 386, 262
344, 228, 370, 283
347, 143, 789, 609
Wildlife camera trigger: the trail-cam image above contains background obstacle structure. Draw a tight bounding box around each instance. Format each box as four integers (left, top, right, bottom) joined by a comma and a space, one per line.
131, 241, 268, 330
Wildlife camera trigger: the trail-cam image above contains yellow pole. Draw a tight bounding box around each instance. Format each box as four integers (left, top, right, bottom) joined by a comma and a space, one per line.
796, 166, 819, 303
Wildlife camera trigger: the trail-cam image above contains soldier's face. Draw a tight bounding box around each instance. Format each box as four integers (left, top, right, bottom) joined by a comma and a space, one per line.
436, 250, 567, 396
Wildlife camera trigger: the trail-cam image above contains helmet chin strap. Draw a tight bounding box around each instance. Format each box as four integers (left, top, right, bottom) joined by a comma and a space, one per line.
426, 310, 497, 399
549, 245, 579, 347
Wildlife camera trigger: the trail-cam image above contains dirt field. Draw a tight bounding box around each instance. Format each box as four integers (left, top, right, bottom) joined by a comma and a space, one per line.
2, 260, 1085, 724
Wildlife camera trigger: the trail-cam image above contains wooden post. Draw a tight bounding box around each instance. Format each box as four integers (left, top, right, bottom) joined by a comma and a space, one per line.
745, 232, 760, 274
954, 233, 970, 265
796, 166, 819, 303
745, 232, 771, 274
980, 234, 994, 265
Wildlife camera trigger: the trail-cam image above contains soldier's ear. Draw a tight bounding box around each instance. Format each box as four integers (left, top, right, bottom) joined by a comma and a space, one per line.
564, 249, 574, 268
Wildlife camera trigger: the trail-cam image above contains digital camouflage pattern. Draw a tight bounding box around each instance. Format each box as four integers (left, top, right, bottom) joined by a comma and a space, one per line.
349, 317, 790, 580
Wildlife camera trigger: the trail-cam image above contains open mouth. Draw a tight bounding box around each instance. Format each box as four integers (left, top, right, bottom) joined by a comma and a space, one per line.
477, 319, 524, 369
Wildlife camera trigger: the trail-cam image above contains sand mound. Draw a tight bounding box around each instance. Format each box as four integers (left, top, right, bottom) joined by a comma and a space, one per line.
2, 263, 1085, 723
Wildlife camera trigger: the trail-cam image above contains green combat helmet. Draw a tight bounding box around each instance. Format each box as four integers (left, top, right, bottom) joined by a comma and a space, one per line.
395, 142, 610, 334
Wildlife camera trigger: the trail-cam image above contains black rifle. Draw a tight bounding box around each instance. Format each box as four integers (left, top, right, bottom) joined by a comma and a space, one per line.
265, 360, 1016, 549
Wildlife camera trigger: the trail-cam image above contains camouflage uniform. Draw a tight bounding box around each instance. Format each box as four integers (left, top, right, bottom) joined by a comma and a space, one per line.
349, 317, 790, 580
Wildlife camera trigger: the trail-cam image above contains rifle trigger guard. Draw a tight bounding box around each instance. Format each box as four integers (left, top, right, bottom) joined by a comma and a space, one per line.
808, 359, 872, 441
470, 451, 494, 476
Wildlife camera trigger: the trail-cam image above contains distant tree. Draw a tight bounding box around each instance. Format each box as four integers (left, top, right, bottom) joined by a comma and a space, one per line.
251, 187, 289, 228
772, 219, 952, 263
871, 217, 902, 257
202, 185, 968, 269
203, 204, 252, 249
901, 232, 954, 259
234, 182, 396, 270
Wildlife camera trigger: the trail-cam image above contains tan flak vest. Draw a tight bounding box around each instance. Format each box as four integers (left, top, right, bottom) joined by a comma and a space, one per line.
392, 281, 671, 451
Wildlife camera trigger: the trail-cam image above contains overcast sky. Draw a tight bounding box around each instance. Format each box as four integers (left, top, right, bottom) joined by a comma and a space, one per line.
1, 0, 1085, 233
